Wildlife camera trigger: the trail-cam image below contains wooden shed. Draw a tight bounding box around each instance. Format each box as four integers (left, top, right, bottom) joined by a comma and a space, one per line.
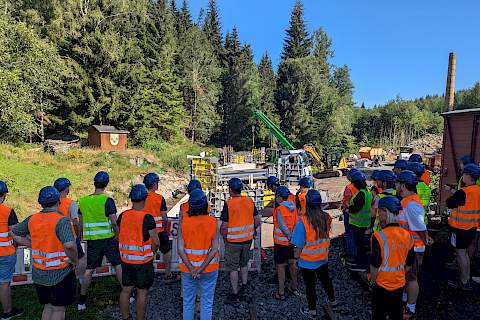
88, 125, 129, 151
438, 108, 480, 213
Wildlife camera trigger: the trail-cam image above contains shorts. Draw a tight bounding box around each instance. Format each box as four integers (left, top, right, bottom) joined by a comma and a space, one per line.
76, 237, 85, 259
450, 227, 477, 249
86, 237, 121, 269
0, 253, 16, 283
224, 241, 252, 271
274, 244, 295, 265
158, 231, 172, 254
122, 262, 154, 289
35, 271, 76, 306
406, 252, 424, 282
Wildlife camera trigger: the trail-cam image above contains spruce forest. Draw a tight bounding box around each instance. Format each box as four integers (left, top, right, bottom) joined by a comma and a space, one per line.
1, 0, 479, 153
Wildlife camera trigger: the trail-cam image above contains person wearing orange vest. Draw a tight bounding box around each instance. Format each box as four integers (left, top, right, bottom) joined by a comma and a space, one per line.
117, 184, 159, 320
0, 181, 24, 319
178, 189, 219, 320
409, 154, 431, 186
291, 189, 337, 318
220, 178, 261, 304
272, 186, 298, 300
446, 163, 480, 291
53, 178, 87, 280
396, 170, 429, 319
296, 177, 312, 216
342, 168, 360, 266
11, 186, 78, 320
142, 173, 174, 282
370, 196, 415, 320
179, 179, 203, 221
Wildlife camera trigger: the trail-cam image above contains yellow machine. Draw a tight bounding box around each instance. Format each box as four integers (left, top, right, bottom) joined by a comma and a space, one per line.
303, 144, 348, 178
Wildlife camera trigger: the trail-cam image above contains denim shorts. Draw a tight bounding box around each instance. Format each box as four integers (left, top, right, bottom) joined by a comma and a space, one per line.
0, 253, 17, 283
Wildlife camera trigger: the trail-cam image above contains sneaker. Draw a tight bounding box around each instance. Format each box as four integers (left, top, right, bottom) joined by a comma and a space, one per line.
448, 280, 472, 291
300, 306, 317, 318
1, 308, 24, 320
77, 303, 86, 311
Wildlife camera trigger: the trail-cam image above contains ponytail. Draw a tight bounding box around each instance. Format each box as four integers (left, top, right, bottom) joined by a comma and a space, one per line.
305, 206, 332, 239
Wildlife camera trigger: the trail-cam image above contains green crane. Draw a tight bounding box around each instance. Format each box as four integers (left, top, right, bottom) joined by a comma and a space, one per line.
254, 110, 295, 150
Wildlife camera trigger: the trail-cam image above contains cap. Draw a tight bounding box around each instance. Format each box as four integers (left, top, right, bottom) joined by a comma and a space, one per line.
377, 170, 397, 184
396, 170, 419, 186
143, 172, 160, 187
299, 177, 313, 188
94, 171, 110, 184
463, 163, 480, 180
378, 196, 402, 215
409, 154, 423, 163
350, 171, 366, 183
228, 178, 243, 191
187, 179, 202, 193
53, 178, 71, 192
267, 176, 280, 186
276, 186, 291, 199
394, 159, 408, 170
189, 189, 208, 210
406, 162, 425, 177
0, 181, 8, 194
38, 186, 60, 205
129, 184, 148, 201
460, 155, 475, 166
306, 189, 322, 207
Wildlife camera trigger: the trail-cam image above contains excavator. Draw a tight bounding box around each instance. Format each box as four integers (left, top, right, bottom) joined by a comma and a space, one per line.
254, 110, 348, 178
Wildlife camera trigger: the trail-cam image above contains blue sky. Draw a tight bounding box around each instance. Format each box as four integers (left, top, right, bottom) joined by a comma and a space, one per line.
181, 0, 480, 106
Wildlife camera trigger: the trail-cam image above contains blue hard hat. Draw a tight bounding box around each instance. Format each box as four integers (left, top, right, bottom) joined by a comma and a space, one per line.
371, 170, 380, 180
0, 181, 8, 194
38, 186, 60, 205
267, 176, 280, 186
306, 189, 322, 207
299, 177, 313, 188
276, 186, 291, 199
347, 168, 359, 179
189, 188, 208, 210
53, 178, 71, 192
94, 171, 110, 184
378, 170, 397, 183
394, 159, 408, 170
460, 155, 475, 166
350, 170, 366, 183
406, 162, 425, 177
228, 178, 243, 191
187, 179, 202, 193
409, 154, 423, 163
463, 163, 480, 180
396, 170, 419, 186
143, 172, 160, 186
129, 184, 148, 201
378, 196, 402, 215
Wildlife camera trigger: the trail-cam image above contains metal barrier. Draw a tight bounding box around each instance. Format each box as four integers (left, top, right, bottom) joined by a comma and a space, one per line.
12, 218, 261, 286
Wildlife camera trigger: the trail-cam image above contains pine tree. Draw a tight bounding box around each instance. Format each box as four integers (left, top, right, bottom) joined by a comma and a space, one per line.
311, 27, 333, 78
257, 53, 279, 145
332, 65, 354, 100
203, 0, 223, 59
281, 0, 312, 61
177, 0, 192, 39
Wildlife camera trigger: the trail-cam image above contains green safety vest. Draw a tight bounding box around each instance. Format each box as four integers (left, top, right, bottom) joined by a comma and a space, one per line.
372, 189, 397, 232
416, 181, 431, 224
79, 194, 115, 240
349, 189, 372, 228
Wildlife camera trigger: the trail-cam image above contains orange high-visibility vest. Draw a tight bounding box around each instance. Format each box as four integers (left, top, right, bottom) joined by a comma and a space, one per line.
179, 215, 219, 273
119, 210, 154, 264
0, 204, 15, 256
449, 185, 480, 230
297, 192, 307, 216
273, 204, 297, 246
421, 170, 431, 186
399, 194, 425, 251
144, 192, 165, 233
342, 184, 359, 208
58, 198, 73, 218
373, 226, 414, 291
225, 196, 255, 243
29, 212, 71, 270
299, 216, 330, 263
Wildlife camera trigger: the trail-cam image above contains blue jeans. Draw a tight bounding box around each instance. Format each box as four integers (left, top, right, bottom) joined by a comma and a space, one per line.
181, 270, 218, 320
0, 253, 16, 283
343, 213, 356, 258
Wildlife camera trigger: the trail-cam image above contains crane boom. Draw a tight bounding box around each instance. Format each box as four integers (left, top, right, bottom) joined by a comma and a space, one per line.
254, 110, 295, 150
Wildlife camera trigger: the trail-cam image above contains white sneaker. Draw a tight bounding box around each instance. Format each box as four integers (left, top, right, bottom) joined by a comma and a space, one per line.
129, 297, 135, 303
472, 277, 480, 285
77, 303, 86, 311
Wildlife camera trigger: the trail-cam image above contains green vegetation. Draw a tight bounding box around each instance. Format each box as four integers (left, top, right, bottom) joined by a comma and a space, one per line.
12, 277, 118, 320
1, 0, 479, 155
